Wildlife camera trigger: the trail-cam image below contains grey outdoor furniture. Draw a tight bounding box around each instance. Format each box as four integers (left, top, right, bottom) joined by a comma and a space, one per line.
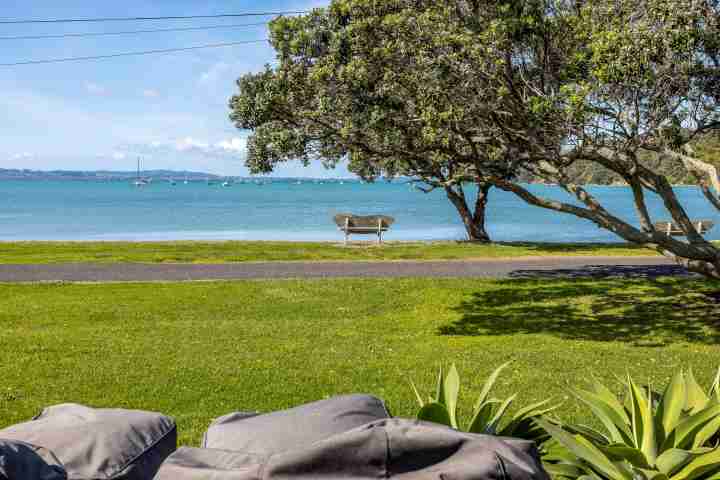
334, 214, 396, 244
203, 394, 391, 453
653, 220, 715, 237
0, 404, 176, 480
0, 439, 66, 480
155, 396, 549, 480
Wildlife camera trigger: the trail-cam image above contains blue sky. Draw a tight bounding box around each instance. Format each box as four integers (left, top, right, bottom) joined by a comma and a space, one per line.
0, 0, 353, 177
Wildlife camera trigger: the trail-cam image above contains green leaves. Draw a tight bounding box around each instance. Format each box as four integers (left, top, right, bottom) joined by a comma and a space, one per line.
417, 402, 452, 426
540, 368, 720, 480
409, 362, 556, 443
537, 419, 632, 480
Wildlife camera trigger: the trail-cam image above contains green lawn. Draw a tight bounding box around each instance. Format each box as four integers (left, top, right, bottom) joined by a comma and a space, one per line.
1, 276, 718, 445
0, 240, 658, 263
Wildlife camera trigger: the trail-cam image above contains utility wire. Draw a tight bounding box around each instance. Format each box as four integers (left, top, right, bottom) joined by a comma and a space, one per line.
0, 39, 268, 66
0, 22, 271, 41
0, 11, 308, 24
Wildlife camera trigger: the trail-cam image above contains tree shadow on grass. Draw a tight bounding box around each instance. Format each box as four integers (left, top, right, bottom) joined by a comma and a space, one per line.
509, 264, 694, 280
494, 241, 655, 254
441, 275, 720, 346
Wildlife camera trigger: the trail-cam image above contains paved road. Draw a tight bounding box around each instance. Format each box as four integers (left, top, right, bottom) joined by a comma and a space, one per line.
0, 256, 690, 283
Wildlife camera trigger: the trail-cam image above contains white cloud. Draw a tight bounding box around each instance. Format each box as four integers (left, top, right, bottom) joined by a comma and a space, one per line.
11, 152, 33, 161
85, 82, 108, 95
175, 137, 210, 151
118, 136, 249, 166
111, 152, 126, 160
142, 89, 159, 98
215, 137, 246, 153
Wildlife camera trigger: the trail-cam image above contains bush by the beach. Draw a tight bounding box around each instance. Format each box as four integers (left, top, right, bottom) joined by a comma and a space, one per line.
540, 369, 720, 480
410, 362, 556, 444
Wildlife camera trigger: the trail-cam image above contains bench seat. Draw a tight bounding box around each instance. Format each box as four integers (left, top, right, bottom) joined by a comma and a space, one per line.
653, 220, 715, 237
333, 214, 395, 244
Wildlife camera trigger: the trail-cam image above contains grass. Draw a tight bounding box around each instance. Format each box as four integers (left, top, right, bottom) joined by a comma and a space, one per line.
0, 240, 658, 264
1, 276, 719, 446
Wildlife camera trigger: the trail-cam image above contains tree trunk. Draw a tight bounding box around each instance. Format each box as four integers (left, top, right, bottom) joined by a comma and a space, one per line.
493, 176, 720, 281
445, 183, 492, 242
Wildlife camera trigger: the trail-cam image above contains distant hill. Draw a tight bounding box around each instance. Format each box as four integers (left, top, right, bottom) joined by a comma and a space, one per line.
553, 133, 720, 186
0, 168, 222, 181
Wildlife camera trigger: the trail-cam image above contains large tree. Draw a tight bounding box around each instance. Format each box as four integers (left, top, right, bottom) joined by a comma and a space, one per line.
464, 0, 720, 279
229, 1, 521, 242
231, 0, 720, 278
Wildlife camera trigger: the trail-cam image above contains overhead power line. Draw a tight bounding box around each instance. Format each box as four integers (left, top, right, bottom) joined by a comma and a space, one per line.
0, 11, 308, 24
0, 39, 268, 66
0, 22, 270, 41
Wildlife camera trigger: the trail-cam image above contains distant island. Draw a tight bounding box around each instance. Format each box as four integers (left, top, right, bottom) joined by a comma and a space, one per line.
0, 168, 223, 182
0, 168, 361, 183
0, 168, 356, 183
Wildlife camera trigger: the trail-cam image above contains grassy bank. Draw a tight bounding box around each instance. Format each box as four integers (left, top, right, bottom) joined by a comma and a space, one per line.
1, 276, 718, 445
0, 240, 658, 264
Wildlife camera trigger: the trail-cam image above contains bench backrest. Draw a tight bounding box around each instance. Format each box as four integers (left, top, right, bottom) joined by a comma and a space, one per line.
653, 220, 715, 235
334, 214, 395, 229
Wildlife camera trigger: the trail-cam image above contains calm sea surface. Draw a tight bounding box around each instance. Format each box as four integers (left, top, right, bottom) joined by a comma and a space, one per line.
0, 180, 717, 242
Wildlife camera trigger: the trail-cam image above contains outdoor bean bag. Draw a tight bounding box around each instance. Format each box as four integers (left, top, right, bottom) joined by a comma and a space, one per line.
0, 439, 66, 480
0, 404, 176, 480
202, 394, 391, 454
154, 418, 549, 480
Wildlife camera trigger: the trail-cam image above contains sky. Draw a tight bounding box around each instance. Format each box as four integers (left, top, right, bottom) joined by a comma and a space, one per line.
0, 0, 353, 177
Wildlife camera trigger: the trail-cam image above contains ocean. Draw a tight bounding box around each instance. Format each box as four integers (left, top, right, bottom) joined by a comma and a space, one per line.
0, 179, 717, 243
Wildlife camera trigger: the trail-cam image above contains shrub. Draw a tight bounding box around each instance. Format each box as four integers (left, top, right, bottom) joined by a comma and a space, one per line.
540, 369, 720, 480
410, 362, 557, 443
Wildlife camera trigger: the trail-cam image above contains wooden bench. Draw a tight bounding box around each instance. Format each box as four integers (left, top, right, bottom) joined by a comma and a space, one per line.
334, 214, 395, 244
653, 220, 715, 237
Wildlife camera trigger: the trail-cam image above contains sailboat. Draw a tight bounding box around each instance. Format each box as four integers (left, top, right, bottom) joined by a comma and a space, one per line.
133, 158, 148, 187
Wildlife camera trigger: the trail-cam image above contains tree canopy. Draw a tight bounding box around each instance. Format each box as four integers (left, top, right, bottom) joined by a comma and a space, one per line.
231, 0, 720, 278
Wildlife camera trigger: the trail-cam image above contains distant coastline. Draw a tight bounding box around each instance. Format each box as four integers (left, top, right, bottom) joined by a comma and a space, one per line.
0, 168, 356, 182
0, 169, 698, 187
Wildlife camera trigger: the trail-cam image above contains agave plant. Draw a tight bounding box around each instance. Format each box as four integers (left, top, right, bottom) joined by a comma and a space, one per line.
540, 368, 720, 480
409, 362, 558, 443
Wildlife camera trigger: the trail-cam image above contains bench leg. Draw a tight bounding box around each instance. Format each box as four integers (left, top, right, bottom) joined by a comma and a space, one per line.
344, 231, 349, 245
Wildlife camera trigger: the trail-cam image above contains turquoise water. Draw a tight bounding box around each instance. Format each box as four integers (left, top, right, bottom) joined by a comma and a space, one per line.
0, 180, 717, 242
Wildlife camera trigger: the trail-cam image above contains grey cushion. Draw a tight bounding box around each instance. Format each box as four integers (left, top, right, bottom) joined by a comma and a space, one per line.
202, 394, 390, 454
153, 448, 262, 480
155, 418, 550, 480
0, 404, 176, 480
0, 439, 66, 480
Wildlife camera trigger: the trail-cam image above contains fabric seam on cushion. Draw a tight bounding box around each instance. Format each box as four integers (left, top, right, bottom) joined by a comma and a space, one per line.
382, 423, 390, 479
495, 452, 509, 480
105, 423, 177, 479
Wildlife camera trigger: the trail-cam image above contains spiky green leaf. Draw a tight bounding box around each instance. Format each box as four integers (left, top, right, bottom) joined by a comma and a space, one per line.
658, 372, 687, 441
443, 364, 460, 429
656, 449, 695, 476
629, 376, 658, 464
664, 404, 720, 450
487, 394, 516, 434
536, 419, 631, 480
670, 448, 720, 480
598, 443, 650, 468
473, 361, 510, 412
574, 388, 633, 444
685, 370, 710, 414
409, 379, 424, 407
417, 402, 452, 427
